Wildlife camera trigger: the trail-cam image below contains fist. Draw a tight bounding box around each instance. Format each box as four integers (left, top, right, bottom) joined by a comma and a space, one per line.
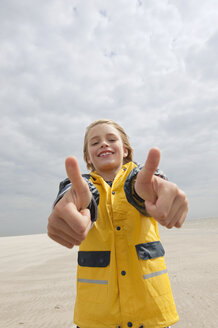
135, 148, 188, 229
47, 157, 92, 248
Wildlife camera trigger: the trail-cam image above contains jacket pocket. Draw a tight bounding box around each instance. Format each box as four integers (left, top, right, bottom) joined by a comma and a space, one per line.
78, 251, 110, 267
77, 251, 110, 304
136, 241, 170, 296
135, 241, 165, 260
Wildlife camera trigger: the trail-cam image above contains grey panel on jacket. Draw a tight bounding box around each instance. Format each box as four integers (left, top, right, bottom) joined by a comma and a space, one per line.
53, 175, 100, 223
124, 163, 167, 216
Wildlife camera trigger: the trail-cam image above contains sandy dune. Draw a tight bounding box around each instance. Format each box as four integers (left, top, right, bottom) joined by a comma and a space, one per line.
0, 218, 217, 328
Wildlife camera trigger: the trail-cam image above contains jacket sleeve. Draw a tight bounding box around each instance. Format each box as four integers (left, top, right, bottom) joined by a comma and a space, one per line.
124, 163, 167, 216
53, 175, 99, 223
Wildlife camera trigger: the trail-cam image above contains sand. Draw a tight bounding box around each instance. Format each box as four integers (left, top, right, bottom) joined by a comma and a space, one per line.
0, 218, 218, 328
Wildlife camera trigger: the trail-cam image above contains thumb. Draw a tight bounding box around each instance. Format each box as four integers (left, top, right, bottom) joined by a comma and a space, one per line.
134, 148, 161, 203
65, 156, 84, 193
65, 156, 91, 209
142, 148, 161, 184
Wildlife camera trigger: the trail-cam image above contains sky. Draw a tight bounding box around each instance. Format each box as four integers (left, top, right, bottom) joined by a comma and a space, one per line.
0, 0, 218, 236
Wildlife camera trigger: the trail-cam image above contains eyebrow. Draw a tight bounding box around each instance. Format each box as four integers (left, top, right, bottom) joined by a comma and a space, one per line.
89, 133, 117, 141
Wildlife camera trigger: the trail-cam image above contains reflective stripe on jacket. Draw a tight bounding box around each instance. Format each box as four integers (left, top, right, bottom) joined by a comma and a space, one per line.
74, 161, 179, 328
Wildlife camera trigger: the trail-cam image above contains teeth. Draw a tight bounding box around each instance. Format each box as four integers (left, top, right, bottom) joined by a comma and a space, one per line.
99, 152, 112, 157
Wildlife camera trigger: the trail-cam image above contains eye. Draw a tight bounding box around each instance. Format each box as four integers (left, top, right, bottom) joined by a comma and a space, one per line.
92, 141, 99, 146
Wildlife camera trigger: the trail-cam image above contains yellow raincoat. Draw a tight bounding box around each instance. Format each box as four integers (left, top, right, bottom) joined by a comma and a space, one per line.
74, 161, 179, 328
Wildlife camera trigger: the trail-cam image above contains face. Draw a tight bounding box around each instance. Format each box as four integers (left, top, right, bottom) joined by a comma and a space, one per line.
87, 124, 128, 178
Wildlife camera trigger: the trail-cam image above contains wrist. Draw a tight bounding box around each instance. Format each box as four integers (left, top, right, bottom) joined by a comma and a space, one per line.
87, 197, 98, 223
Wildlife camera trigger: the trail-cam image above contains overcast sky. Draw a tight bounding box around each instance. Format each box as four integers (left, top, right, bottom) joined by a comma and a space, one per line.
1, 0, 218, 236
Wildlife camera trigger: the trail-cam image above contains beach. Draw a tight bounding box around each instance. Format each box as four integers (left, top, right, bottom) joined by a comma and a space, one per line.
0, 218, 217, 328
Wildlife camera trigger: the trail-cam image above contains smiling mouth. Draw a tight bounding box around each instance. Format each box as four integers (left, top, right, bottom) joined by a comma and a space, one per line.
98, 151, 114, 157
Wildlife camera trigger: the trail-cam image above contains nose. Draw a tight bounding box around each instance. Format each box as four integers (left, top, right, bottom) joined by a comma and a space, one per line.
100, 140, 109, 148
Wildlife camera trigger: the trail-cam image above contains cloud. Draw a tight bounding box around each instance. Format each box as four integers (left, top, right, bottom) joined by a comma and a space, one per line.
0, 0, 218, 236
186, 30, 218, 81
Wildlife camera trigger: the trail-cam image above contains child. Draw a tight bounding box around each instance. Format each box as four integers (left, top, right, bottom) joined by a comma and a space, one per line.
47, 119, 188, 328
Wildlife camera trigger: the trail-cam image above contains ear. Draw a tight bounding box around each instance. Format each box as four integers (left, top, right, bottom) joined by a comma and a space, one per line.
123, 147, 128, 158
87, 155, 92, 165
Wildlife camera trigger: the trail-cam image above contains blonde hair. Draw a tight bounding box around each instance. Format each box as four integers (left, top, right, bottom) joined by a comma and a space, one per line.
83, 119, 133, 171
